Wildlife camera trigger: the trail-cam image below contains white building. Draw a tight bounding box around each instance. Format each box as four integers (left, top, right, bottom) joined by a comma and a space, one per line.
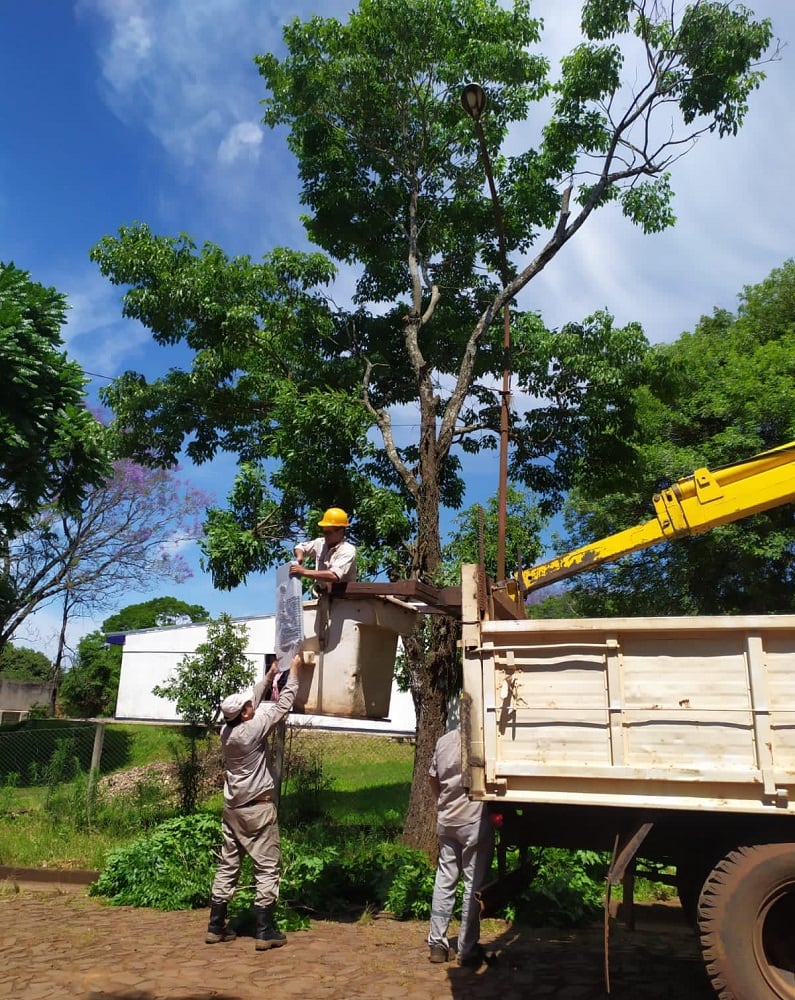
112, 611, 417, 735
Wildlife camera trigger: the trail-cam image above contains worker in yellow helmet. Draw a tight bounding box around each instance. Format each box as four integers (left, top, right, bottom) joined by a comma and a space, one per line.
290, 507, 357, 593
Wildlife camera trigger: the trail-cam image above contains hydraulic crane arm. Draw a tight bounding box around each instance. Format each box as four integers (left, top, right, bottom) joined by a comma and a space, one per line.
521, 440, 795, 594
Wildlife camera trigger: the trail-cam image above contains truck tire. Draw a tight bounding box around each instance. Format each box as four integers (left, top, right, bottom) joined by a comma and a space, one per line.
697, 844, 795, 1000
676, 851, 723, 926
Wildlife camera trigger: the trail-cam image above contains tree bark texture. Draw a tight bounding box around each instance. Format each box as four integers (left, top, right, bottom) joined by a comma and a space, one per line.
402, 613, 460, 857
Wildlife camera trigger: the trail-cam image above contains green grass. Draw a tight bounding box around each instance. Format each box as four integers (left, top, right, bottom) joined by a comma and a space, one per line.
0, 783, 46, 811
298, 732, 414, 789
0, 724, 415, 870
0, 813, 121, 869
105, 722, 193, 769
282, 729, 413, 826
323, 781, 411, 825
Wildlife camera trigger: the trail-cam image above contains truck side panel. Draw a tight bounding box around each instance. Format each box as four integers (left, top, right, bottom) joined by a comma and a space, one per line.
461, 566, 795, 815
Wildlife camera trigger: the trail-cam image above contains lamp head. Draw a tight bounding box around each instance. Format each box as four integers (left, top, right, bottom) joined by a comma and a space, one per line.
461, 82, 486, 122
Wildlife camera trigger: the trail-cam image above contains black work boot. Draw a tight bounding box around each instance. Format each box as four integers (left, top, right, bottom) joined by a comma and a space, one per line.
254, 903, 287, 951
205, 900, 236, 944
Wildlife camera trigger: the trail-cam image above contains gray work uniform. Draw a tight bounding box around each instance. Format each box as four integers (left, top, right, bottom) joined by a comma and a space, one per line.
428, 727, 494, 961
210, 673, 298, 907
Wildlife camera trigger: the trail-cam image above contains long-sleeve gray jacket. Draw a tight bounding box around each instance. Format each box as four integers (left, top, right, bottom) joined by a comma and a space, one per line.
220, 672, 298, 808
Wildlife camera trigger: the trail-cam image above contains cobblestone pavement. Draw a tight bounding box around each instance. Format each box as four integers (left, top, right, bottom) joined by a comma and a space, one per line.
0, 883, 715, 1000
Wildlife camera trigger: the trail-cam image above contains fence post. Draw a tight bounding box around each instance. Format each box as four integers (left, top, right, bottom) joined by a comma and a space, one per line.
270, 719, 286, 809
90, 721, 106, 774
87, 721, 106, 826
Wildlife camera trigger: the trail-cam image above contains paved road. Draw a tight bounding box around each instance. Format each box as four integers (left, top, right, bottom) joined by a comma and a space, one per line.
0, 883, 715, 999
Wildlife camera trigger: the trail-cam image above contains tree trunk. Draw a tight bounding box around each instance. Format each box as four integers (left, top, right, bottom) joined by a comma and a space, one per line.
51, 590, 71, 715
399, 386, 463, 854
402, 613, 459, 856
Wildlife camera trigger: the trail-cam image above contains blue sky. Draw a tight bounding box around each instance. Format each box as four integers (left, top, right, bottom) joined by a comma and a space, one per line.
3, 0, 794, 658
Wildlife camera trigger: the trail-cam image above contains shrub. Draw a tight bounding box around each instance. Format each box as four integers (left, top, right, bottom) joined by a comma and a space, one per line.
89, 812, 221, 909
281, 736, 335, 824
86, 813, 612, 931
503, 848, 605, 927
383, 848, 439, 920
170, 729, 206, 815
88, 809, 444, 927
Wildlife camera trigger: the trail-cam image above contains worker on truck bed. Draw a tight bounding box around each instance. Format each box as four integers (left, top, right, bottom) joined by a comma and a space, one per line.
205, 653, 307, 951
427, 726, 495, 968
290, 506, 357, 593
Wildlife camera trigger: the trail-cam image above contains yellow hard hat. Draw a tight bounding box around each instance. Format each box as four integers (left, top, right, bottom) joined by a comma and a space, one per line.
318, 507, 350, 528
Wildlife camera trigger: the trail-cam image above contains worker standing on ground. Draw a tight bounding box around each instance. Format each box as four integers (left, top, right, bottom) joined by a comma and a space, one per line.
427, 726, 495, 968
290, 507, 357, 593
205, 652, 306, 951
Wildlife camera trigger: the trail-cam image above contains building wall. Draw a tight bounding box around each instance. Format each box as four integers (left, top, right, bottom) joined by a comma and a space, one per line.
0, 678, 54, 722
114, 613, 416, 735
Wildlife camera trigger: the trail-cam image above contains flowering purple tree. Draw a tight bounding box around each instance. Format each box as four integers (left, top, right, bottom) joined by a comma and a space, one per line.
1, 460, 212, 669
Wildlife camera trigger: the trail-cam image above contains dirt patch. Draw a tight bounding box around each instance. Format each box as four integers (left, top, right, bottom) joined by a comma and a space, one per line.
98, 744, 225, 803
0, 888, 715, 999
99, 762, 178, 796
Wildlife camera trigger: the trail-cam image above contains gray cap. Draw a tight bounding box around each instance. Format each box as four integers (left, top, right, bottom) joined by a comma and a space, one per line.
221, 692, 249, 722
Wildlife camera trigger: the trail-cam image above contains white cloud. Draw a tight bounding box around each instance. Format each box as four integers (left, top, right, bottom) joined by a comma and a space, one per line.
59, 266, 152, 378
76, 0, 259, 163
100, 9, 153, 90
218, 120, 263, 165
72, 0, 354, 253
74, 1, 354, 167
512, 0, 795, 345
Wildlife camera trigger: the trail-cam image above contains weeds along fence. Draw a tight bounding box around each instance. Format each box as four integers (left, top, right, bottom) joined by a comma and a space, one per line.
0, 717, 416, 836
0, 719, 127, 789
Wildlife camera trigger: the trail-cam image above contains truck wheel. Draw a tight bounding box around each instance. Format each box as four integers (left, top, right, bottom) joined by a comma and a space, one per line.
697, 844, 795, 1000
676, 852, 722, 926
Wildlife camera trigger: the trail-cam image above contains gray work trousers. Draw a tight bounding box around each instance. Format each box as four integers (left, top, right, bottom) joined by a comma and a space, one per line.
428, 813, 494, 960
210, 799, 281, 907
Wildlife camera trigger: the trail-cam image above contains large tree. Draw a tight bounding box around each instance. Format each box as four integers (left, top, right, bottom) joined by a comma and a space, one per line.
0, 643, 52, 683
103, 597, 210, 634
93, 0, 774, 851
546, 260, 795, 618
0, 262, 108, 540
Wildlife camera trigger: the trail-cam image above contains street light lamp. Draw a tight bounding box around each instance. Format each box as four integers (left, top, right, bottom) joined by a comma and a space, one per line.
461, 82, 511, 583
461, 82, 487, 121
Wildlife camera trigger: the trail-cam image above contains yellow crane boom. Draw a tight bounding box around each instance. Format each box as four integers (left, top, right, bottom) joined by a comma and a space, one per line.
521, 440, 795, 594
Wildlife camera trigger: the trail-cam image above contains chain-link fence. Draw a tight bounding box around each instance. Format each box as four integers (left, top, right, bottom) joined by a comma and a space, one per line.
0, 720, 117, 788
0, 718, 415, 865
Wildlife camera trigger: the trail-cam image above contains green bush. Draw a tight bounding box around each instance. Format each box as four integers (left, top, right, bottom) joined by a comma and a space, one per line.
503, 848, 605, 927
383, 849, 439, 920
88, 809, 444, 926
86, 809, 618, 932
281, 741, 336, 824
89, 812, 221, 909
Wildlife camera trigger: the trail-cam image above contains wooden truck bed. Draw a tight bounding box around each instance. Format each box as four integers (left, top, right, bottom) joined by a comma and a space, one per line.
460, 565, 795, 816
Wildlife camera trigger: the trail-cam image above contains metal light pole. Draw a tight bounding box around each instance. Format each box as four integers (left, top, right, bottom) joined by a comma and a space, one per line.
461, 82, 511, 583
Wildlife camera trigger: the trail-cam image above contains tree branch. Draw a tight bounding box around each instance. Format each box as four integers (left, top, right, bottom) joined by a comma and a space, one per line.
362, 359, 419, 498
